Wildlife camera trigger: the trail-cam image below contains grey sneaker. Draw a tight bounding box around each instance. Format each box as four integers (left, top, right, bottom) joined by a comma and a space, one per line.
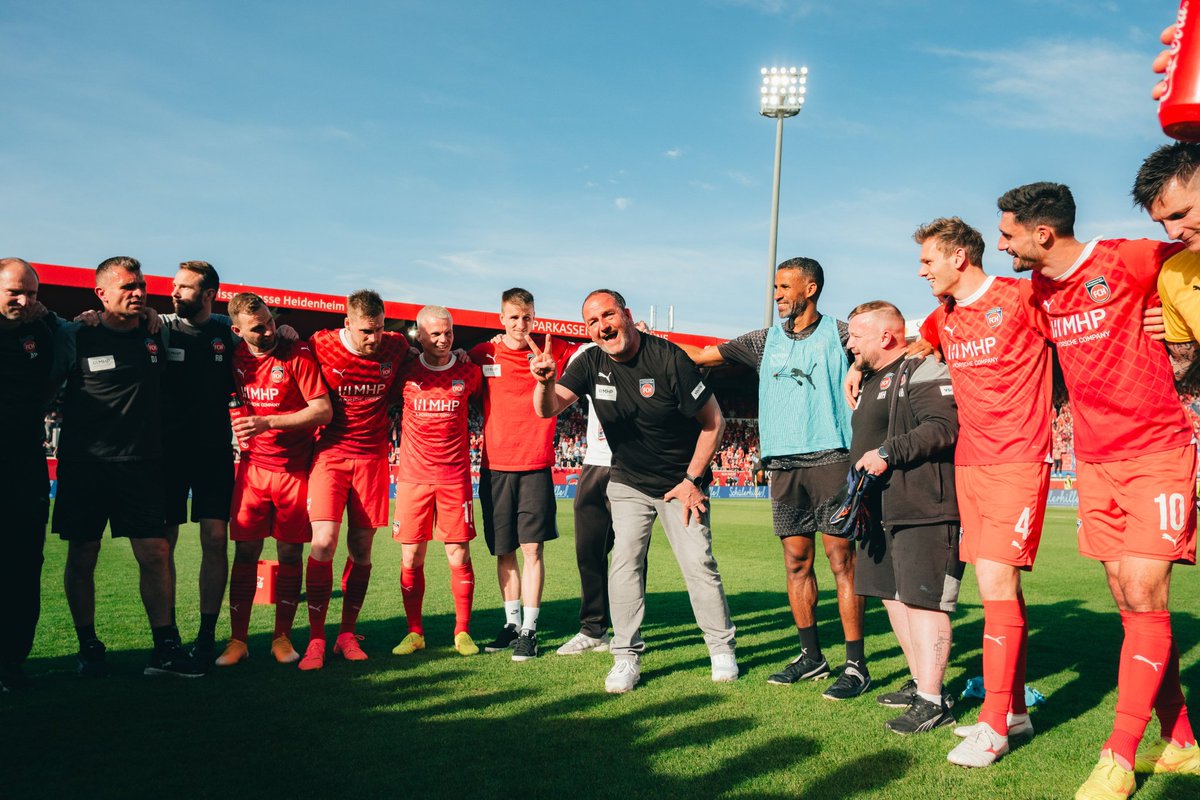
556, 631, 611, 655
947, 722, 1009, 768
605, 658, 641, 693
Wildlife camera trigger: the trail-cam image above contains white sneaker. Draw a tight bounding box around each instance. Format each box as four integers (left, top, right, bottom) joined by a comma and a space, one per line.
953, 712, 1034, 739
947, 722, 1009, 768
605, 658, 641, 694
711, 652, 739, 683
556, 631, 611, 655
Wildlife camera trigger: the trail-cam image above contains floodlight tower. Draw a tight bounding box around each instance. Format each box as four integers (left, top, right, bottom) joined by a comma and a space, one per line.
759, 65, 808, 328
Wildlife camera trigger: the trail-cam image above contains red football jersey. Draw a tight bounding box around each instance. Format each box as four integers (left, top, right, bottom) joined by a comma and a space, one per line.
1031, 238, 1192, 462
232, 339, 327, 472
309, 328, 409, 458
469, 336, 575, 471
394, 354, 482, 484
921, 276, 1053, 466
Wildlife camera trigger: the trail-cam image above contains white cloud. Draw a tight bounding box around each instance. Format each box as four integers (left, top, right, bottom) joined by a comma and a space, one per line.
930, 39, 1149, 136
614, 197, 631, 210
664, 147, 684, 159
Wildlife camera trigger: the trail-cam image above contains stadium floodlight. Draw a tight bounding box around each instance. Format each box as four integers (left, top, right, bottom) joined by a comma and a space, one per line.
759, 65, 809, 327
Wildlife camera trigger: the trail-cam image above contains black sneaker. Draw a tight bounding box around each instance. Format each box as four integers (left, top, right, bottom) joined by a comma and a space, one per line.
876, 678, 917, 707
884, 696, 956, 736
189, 639, 216, 672
822, 662, 871, 701
145, 640, 206, 678
511, 629, 538, 662
78, 640, 110, 679
767, 652, 830, 685
484, 624, 520, 653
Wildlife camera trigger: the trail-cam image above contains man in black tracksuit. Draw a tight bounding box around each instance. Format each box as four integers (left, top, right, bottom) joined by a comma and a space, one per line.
845, 300, 962, 736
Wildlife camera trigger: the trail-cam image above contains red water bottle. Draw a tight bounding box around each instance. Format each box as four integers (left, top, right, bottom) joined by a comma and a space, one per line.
228, 392, 251, 452
1160, 1, 1200, 141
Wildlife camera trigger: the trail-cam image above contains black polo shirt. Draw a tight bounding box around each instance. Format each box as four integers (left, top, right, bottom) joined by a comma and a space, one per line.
0, 318, 55, 459
161, 314, 236, 441
560, 333, 713, 497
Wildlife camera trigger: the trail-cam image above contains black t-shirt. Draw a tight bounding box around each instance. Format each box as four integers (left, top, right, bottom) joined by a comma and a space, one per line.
849, 354, 904, 463
161, 314, 236, 441
54, 321, 166, 462
560, 333, 713, 497
0, 318, 55, 457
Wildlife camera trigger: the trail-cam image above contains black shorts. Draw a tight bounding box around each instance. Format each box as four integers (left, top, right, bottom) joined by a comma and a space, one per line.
479, 467, 558, 557
53, 460, 167, 541
163, 445, 234, 525
2, 454, 50, 535
770, 461, 849, 538
855, 521, 964, 612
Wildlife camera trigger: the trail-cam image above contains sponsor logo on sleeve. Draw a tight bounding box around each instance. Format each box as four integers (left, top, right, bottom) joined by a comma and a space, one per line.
691, 381, 706, 400
940, 385, 954, 395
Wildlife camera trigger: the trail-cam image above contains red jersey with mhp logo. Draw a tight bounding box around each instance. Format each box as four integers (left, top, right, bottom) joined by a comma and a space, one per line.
394, 354, 482, 484
310, 328, 409, 458
469, 336, 575, 471
232, 339, 327, 472
919, 276, 1053, 466
1031, 238, 1191, 462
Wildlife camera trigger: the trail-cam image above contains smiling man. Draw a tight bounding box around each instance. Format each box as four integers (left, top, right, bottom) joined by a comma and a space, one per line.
530, 289, 736, 693
679, 258, 867, 700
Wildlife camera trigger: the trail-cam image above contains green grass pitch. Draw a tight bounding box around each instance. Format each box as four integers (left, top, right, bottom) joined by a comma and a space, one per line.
3, 502, 1198, 799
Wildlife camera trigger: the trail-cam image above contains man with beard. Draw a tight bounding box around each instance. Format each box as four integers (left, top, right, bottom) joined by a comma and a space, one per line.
681, 258, 868, 700
0, 259, 55, 689
158, 261, 237, 665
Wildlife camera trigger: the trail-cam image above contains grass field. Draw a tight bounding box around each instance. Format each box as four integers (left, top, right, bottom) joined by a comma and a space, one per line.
3, 502, 1199, 799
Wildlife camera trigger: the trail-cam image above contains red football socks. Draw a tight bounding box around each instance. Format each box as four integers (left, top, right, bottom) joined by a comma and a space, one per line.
1011, 594, 1029, 715
1155, 642, 1196, 747
306, 557, 334, 641
401, 565, 425, 635
228, 562, 257, 642
339, 561, 372, 635
274, 562, 302, 637
450, 561, 475, 636
1105, 610, 1174, 765
979, 599, 1025, 735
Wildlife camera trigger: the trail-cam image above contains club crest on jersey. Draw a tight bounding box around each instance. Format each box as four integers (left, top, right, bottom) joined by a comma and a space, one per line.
270, 365, 286, 383
639, 379, 656, 398
380, 361, 393, 378
1085, 276, 1111, 304
211, 338, 225, 354
985, 307, 1003, 329
879, 372, 894, 391
144, 338, 158, 355
21, 336, 37, 358
451, 379, 465, 395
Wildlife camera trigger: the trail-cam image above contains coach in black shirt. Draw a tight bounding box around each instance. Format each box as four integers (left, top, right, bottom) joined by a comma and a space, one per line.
51, 256, 202, 678
0, 259, 56, 690
531, 289, 736, 694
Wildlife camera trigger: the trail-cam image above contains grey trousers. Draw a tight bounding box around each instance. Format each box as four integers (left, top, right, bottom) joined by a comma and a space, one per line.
607, 481, 736, 659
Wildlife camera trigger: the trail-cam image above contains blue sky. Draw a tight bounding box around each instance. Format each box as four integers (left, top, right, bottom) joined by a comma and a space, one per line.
0, 1, 1174, 338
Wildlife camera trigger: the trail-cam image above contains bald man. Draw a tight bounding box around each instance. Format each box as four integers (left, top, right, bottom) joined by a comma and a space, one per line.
0, 259, 56, 689
845, 300, 962, 736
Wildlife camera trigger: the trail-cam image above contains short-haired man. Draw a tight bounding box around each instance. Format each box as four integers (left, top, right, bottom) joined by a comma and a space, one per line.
159, 260, 237, 665
996, 182, 1198, 794
216, 293, 331, 668
302, 290, 409, 669
390, 306, 483, 657
469, 288, 572, 661
846, 300, 960, 735
531, 289, 737, 693
908, 218, 1052, 766
681, 257, 868, 699
0, 259, 55, 689
1133, 142, 1200, 385
51, 257, 202, 677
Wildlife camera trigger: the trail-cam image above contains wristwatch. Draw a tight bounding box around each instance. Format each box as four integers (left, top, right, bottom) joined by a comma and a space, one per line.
876, 444, 889, 461
685, 473, 705, 489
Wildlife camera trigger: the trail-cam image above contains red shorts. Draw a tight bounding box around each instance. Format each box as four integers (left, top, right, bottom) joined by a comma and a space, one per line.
957, 462, 1050, 569
230, 460, 312, 544
392, 480, 476, 544
307, 453, 389, 529
1077, 445, 1198, 564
